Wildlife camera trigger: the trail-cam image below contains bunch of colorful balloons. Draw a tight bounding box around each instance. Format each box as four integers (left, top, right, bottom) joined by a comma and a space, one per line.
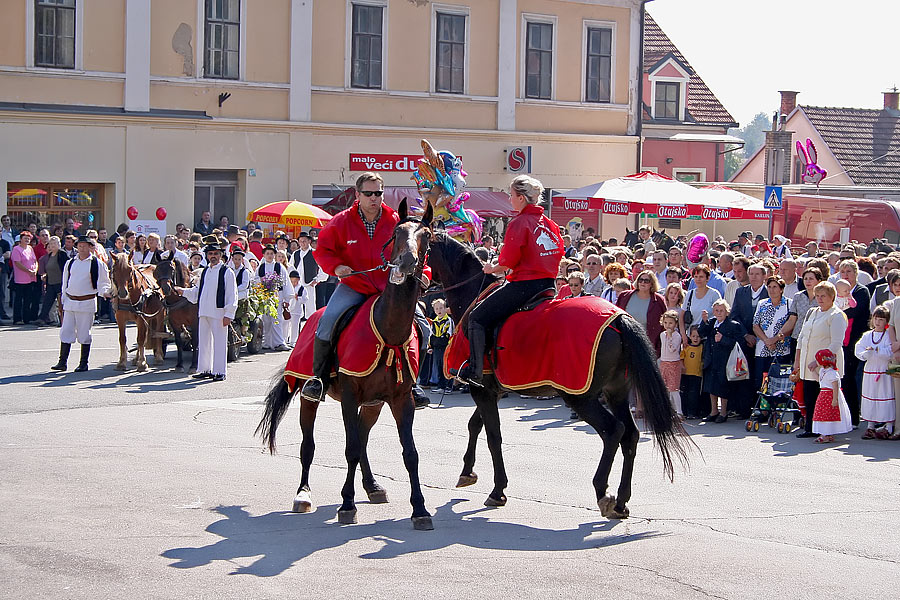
411, 139, 482, 243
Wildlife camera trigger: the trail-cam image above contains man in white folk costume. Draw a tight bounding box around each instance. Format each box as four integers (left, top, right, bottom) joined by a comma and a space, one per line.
257, 244, 291, 351
176, 244, 237, 382
228, 245, 250, 301
290, 230, 326, 328
52, 236, 112, 372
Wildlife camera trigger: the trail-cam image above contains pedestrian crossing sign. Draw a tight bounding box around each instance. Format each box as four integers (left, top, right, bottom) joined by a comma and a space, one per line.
764, 186, 783, 210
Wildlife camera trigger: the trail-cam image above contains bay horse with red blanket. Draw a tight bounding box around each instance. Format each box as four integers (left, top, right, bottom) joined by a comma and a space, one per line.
428, 232, 691, 519
256, 201, 435, 530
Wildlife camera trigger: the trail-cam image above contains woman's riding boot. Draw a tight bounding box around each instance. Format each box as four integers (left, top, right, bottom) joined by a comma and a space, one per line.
74, 344, 91, 372
300, 337, 333, 402
51, 342, 71, 371
458, 324, 486, 386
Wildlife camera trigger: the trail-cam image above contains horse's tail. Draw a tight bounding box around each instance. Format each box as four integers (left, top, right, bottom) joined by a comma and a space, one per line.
618, 314, 692, 481
254, 371, 296, 455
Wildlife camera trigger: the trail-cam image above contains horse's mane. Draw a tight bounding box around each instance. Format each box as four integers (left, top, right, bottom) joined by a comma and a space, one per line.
438, 232, 484, 275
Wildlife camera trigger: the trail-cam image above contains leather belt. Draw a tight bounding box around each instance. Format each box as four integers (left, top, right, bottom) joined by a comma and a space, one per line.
67, 292, 97, 301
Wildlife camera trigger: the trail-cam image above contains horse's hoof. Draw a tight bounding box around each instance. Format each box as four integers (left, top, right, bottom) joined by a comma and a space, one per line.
337, 509, 357, 524
115, 364, 126, 371
137, 364, 147, 372
456, 473, 478, 487
484, 494, 507, 507
174, 366, 184, 373
598, 494, 617, 518
610, 505, 630, 519
366, 489, 389, 504
412, 516, 434, 531
188, 368, 197, 375
292, 491, 313, 513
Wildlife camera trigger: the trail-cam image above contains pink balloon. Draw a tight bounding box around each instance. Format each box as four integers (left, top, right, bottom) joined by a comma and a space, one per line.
127, 206, 138, 220
156, 207, 167, 220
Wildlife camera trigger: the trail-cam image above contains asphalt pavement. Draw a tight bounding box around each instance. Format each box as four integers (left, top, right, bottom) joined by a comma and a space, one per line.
1, 322, 898, 599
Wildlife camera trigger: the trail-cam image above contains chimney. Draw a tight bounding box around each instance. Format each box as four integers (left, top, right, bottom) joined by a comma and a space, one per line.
779, 90, 799, 116
884, 89, 899, 110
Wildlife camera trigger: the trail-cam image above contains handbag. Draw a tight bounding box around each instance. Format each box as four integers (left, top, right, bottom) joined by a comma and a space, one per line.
683, 290, 694, 326
726, 341, 749, 381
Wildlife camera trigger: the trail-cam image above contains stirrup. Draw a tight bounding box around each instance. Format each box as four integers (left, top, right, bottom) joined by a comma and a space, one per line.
300, 377, 326, 402
456, 362, 483, 387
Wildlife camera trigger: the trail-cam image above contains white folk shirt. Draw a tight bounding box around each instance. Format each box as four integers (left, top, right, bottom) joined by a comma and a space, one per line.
181, 263, 238, 320
230, 263, 250, 300
61, 255, 111, 313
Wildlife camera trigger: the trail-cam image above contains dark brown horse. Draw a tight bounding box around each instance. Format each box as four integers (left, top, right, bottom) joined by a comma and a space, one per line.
256, 200, 435, 530
154, 258, 199, 373
110, 254, 165, 371
426, 232, 691, 519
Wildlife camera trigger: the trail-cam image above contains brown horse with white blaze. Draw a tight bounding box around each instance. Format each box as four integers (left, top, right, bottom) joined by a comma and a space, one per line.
110, 254, 165, 371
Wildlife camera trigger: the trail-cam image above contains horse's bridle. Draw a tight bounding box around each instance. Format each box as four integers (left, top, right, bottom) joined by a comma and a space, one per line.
340, 218, 432, 289
114, 263, 163, 319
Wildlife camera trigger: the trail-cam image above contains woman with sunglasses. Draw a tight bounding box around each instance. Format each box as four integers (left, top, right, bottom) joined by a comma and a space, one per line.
566, 271, 588, 298
457, 175, 564, 386
615, 269, 667, 356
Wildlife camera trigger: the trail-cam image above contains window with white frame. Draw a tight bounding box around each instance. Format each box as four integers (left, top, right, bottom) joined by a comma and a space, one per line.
35, 0, 76, 69
525, 21, 553, 100
435, 11, 465, 94
585, 26, 612, 103
204, 0, 240, 79
654, 81, 680, 120
351, 3, 384, 89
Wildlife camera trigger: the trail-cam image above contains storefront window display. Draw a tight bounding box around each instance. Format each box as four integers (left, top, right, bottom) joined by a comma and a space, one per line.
5, 184, 103, 235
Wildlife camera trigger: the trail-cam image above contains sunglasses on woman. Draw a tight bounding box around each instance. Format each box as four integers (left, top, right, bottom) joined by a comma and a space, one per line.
360, 190, 384, 197
637, 278, 652, 283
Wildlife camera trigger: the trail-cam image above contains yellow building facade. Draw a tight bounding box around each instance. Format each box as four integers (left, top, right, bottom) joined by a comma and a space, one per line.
1, 0, 642, 235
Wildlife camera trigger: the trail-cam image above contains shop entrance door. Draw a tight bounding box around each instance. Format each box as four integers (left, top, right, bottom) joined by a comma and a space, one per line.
194, 170, 238, 231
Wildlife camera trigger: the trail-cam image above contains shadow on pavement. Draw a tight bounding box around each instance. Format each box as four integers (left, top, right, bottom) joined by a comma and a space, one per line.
161, 499, 663, 576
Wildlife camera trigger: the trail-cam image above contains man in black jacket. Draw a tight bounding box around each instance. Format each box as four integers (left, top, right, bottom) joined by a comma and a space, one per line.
730, 264, 769, 417
838, 259, 871, 427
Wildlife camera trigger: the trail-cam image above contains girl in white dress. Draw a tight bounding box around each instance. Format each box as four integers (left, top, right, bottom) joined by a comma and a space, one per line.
812, 349, 853, 443
854, 305, 895, 438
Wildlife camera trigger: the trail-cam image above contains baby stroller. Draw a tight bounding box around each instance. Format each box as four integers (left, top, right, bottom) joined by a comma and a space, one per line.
745, 361, 803, 433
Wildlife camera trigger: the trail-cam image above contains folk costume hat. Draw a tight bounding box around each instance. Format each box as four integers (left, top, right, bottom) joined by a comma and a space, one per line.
226, 224, 241, 236
75, 235, 93, 246
815, 349, 837, 368
297, 230, 310, 239
263, 243, 276, 253
203, 243, 223, 255
229, 244, 245, 256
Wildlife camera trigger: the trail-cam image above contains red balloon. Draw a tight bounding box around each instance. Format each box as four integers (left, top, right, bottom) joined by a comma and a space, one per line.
156, 207, 167, 220
127, 206, 138, 220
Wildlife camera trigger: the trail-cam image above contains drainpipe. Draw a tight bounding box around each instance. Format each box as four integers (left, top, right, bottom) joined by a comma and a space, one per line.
634, 0, 652, 228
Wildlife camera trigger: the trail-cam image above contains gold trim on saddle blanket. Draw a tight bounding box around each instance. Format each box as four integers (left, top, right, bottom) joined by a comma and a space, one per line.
283, 298, 418, 390
445, 292, 624, 396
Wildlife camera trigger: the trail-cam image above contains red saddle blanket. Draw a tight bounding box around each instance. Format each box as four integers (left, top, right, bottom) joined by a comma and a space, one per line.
284, 295, 419, 394
444, 295, 623, 394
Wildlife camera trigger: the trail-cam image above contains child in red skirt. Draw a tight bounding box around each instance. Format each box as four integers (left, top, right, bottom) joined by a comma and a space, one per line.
811, 348, 852, 443
659, 310, 683, 418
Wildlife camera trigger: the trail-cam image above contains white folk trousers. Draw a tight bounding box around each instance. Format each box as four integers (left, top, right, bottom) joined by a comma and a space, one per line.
262, 314, 284, 348
198, 315, 228, 376
60, 310, 93, 345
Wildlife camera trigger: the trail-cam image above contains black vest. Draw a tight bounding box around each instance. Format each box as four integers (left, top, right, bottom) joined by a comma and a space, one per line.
258, 262, 282, 279
199, 265, 227, 309
293, 249, 318, 285
66, 256, 99, 289
234, 266, 247, 288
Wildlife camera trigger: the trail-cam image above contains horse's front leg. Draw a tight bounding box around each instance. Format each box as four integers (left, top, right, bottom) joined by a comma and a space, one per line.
456, 407, 483, 488
389, 387, 432, 530
189, 322, 199, 374
173, 331, 184, 372
292, 398, 320, 513
338, 381, 361, 524
359, 403, 388, 503
116, 321, 127, 370
154, 319, 165, 365
472, 384, 508, 506
135, 322, 148, 371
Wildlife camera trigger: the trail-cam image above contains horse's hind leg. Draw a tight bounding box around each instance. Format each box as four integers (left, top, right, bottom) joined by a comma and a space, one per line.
293, 398, 320, 513
338, 383, 361, 524
568, 392, 624, 518
359, 404, 388, 503
457, 408, 482, 487
473, 385, 508, 507
609, 395, 640, 519
388, 391, 432, 530
189, 322, 199, 374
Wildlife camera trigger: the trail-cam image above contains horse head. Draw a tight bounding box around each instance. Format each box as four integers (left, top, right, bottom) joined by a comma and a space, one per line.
389, 198, 433, 286
154, 259, 175, 296
112, 254, 135, 300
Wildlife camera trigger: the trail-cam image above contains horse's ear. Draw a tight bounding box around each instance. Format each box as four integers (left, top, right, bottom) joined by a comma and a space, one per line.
398, 198, 408, 221
422, 200, 433, 227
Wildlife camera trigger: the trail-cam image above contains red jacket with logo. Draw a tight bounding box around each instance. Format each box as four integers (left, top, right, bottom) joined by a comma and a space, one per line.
498, 204, 564, 281
314, 201, 431, 296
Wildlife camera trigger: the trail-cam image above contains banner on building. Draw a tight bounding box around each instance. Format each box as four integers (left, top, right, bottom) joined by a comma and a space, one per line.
129, 220, 166, 237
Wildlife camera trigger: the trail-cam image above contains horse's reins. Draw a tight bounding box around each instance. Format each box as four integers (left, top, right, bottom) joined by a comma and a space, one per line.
115, 264, 164, 320
340, 219, 432, 290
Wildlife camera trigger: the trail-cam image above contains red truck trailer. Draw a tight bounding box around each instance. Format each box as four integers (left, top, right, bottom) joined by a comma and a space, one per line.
774, 194, 900, 247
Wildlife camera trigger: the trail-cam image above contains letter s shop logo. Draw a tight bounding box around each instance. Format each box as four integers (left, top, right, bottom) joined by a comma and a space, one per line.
506, 146, 531, 173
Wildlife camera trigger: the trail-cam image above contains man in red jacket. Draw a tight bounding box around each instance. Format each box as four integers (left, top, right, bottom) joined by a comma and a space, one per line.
301, 172, 432, 402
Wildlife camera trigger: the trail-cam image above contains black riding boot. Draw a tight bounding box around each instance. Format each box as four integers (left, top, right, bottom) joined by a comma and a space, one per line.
300, 337, 333, 402
73, 344, 91, 372
51, 342, 71, 371
457, 323, 486, 386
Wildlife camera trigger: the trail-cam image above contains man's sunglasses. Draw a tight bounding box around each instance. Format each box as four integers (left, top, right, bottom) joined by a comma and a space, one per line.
360, 190, 384, 197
